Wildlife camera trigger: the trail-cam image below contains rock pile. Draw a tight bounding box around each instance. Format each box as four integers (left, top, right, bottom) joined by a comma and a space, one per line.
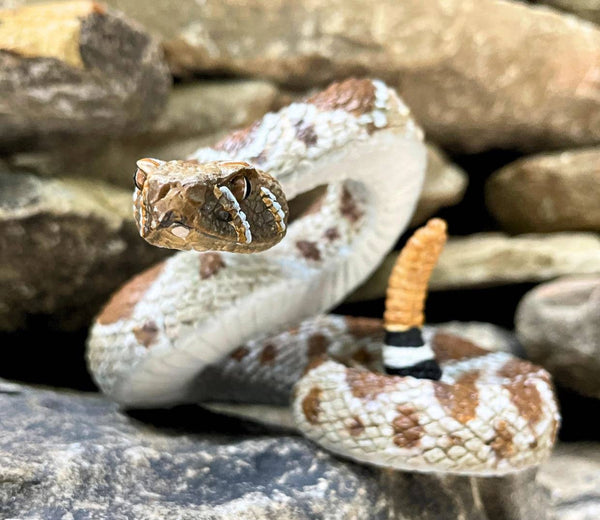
1, 0, 599, 518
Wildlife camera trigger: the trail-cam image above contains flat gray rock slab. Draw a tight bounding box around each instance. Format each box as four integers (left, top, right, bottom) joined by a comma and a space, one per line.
538, 442, 600, 520
0, 380, 550, 520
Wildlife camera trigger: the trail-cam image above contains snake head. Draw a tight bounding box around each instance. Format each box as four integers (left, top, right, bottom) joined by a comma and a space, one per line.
133, 159, 288, 253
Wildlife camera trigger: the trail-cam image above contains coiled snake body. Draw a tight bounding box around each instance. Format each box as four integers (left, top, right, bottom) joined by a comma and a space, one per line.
87, 79, 559, 476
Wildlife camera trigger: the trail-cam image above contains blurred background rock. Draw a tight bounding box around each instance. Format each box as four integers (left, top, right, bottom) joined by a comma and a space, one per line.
0, 1, 599, 518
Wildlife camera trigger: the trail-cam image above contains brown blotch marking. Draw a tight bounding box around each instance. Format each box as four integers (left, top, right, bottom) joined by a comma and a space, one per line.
351, 347, 376, 366
433, 371, 480, 425
340, 187, 363, 223
132, 321, 159, 348
499, 358, 549, 383
213, 121, 259, 154
295, 123, 318, 146
307, 78, 376, 117
346, 368, 398, 400
392, 404, 424, 448
346, 416, 365, 437
345, 317, 384, 339
431, 332, 489, 363
490, 420, 515, 459
230, 346, 250, 362
303, 354, 328, 375
504, 379, 543, 426
199, 252, 225, 279
296, 240, 321, 261
259, 344, 277, 365
324, 227, 340, 241
499, 359, 546, 427
96, 262, 165, 325
308, 333, 330, 358
302, 387, 322, 425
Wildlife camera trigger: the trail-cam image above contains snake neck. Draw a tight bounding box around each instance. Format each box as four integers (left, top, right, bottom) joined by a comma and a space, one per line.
89, 79, 427, 407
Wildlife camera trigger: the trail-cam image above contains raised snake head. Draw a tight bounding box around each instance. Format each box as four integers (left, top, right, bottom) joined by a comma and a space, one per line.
133, 158, 288, 253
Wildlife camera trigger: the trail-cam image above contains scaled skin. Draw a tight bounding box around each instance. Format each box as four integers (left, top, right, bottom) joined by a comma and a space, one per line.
133, 159, 288, 253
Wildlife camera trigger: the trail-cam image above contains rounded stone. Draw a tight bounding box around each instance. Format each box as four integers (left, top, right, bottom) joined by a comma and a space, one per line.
516, 275, 600, 398
486, 148, 600, 233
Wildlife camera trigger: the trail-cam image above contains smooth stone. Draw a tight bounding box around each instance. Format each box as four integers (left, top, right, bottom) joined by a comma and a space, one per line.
14, 0, 600, 152
2, 79, 279, 188
0, 1, 171, 152
0, 379, 550, 520
486, 147, 600, 233
349, 232, 600, 300
0, 171, 170, 331
515, 276, 600, 399
537, 442, 600, 520
411, 143, 468, 227
530, 0, 600, 25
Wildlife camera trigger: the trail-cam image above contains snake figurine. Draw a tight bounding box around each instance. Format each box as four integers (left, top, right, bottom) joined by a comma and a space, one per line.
86, 78, 559, 475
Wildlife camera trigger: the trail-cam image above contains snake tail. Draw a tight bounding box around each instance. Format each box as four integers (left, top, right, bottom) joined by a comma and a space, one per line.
382, 218, 448, 379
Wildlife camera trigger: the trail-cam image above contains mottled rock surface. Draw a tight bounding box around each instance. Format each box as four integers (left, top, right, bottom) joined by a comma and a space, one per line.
516, 276, 600, 399
430, 233, 600, 290
538, 442, 600, 520
0, 172, 170, 331
486, 148, 600, 233
10, 0, 600, 152
0, 1, 171, 152
531, 0, 600, 25
3, 80, 279, 187
0, 379, 550, 520
411, 144, 468, 226
349, 232, 600, 298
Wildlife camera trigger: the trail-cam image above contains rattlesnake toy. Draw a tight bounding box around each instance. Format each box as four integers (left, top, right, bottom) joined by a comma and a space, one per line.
87, 78, 559, 475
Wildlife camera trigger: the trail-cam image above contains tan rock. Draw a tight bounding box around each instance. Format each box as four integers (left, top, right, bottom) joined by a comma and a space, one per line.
516, 275, 600, 398
0, 1, 171, 152
3, 80, 278, 188
531, 0, 600, 25
410, 144, 468, 226
486, 147, 600, 233
348, 232, 600, 300
9, 0, 599, 152
0, 172, 170, 330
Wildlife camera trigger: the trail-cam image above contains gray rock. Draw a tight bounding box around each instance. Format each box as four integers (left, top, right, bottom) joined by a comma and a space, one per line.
486, 148, 600, 233
530, 0, 600, 25
0, 381, 390, 520
410, 143, 468, 227
0, 171, 170, 331
2, 80, 279, 188
0, 1, 171, 152
0, 379, 551, 520
538, 442, 600, 520
8, 0, 600, 152
516, 276, 600, 399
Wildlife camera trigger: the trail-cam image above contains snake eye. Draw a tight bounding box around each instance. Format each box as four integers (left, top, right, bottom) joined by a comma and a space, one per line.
216, 209, 232, 222
133, 168, 146, 190
230, 174, 251, 201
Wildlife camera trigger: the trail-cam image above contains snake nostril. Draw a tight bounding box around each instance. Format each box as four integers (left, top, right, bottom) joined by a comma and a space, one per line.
216, 209, 232, 222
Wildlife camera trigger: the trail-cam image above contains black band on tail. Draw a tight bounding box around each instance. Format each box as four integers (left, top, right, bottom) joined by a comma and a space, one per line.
384, 327, 423, 347
385, 359, 442, 380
